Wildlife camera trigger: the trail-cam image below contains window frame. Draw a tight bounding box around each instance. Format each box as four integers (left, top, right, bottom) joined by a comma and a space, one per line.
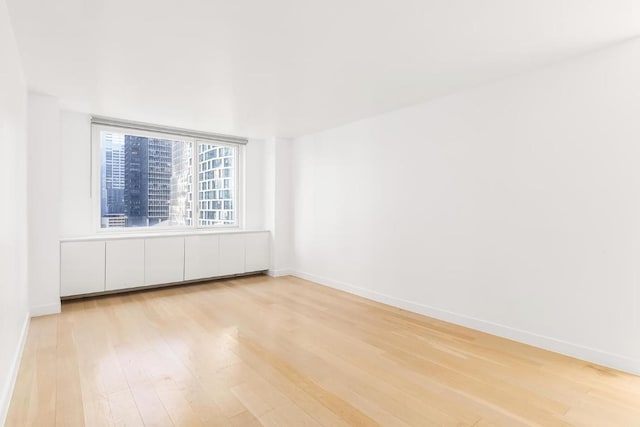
91, 123, 244, 233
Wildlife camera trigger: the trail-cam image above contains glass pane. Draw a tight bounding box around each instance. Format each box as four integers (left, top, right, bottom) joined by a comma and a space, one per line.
100, 131, 193, 228
198, 143, 236, 226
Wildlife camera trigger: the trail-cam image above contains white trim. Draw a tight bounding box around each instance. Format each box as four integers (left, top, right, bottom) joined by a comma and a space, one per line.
0, 314, 30, 426
290, 270, 640, 376
30, 302, 61, 317
90, 116, 248, 145
267, 268, 294, 277
60, 228, 270, 243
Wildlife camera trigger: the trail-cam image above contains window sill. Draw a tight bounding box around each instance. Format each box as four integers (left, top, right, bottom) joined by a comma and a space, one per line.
60, 228, 269, 243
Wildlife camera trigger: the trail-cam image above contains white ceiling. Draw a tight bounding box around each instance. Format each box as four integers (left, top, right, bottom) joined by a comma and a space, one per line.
7, 0, 640, 138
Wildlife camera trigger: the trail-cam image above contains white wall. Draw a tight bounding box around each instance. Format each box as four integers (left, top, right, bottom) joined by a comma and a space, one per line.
0, 0, 30, 423
264, 137, 293, 275
28, 93, 61, 316
59, 111, 92, 237
244, 137, 267, 230
291, 39, 640, 374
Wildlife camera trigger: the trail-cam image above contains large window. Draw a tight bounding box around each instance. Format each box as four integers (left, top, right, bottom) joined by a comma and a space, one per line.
94, 121, 243, 230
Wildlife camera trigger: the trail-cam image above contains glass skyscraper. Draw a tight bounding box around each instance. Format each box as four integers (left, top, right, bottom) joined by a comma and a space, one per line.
124, 136, 173, 227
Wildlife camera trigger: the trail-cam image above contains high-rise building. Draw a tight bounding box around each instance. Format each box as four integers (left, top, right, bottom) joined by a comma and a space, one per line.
198, 144, 235, 226
102, 133, 125, 217
124, 136, 173, 226
170, 142, 193, 226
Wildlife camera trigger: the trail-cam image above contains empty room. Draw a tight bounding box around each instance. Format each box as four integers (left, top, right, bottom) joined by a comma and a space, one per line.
2, 0, 640, 426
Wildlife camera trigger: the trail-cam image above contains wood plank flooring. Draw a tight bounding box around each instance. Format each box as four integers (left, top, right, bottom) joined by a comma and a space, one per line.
6, 275, 640, 426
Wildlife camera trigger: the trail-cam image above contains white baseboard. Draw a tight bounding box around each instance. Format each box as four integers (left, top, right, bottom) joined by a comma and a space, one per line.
290, 270, 640, 376
30, 302, 61, 317
0, 314, 30, 426
267, 268, 294, 278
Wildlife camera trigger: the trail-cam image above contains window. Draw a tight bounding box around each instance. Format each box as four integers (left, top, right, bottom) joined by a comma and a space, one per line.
93, 119, 244, 230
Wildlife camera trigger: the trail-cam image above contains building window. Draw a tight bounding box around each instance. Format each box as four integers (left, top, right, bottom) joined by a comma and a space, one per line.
95, 123, 242, 230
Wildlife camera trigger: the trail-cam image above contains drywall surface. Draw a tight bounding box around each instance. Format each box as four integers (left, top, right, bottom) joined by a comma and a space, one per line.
264, 138, 293, 275
27, 93, 61, 315
244, 137, 267, 230
0, 0, 30, 422
59, 110, 93, 237
291, 39, 640, 374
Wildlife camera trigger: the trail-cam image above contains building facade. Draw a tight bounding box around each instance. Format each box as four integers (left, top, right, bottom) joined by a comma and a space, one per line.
198, 144, 235, 226
124, 136, 173, 227
101, 132, 125, 217
170, 141, 193, 226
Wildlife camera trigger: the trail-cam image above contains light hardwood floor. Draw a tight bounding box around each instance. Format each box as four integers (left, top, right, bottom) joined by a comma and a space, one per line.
6, 275, 640, 426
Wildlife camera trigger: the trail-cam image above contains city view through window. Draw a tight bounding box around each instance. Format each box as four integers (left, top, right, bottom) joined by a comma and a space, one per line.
100, 131, 237, 229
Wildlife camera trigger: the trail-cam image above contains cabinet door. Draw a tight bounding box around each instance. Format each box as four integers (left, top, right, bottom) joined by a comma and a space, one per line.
105, 239, 145, 291
245, 232, 270, 272
145, 237, 185, 286
60, 241, 105, 296
184, 235, 220, 281
218, 233, 245, 276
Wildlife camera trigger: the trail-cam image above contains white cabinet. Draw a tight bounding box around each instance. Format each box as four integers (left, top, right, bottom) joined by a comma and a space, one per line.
106, 239, 145, 291
145, 237, 185, 285
219, 233, 246, 276
60, 241, 105, 296
61, 230, 270, 297
184, 235, 220, 280
245, 232, 270, 272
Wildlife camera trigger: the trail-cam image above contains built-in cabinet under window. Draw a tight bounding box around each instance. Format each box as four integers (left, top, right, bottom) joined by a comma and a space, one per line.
60, 231, 269, 297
